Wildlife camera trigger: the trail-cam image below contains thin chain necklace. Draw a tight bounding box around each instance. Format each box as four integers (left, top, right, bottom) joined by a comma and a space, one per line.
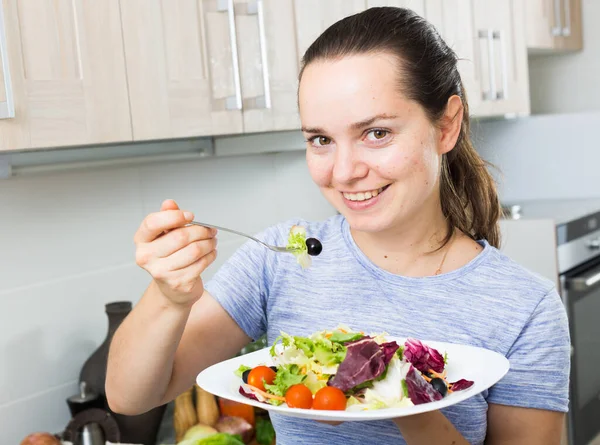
434, 233, 455, 276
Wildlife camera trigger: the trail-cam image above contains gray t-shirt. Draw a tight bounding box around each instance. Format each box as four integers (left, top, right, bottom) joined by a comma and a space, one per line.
205, 215, 570, 445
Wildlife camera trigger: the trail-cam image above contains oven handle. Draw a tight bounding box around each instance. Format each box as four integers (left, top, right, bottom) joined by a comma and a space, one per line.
568, 269, 600, 291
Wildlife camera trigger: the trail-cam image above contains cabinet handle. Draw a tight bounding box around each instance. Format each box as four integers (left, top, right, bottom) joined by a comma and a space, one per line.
494, 30, 508, 100
562, 0, 571, 36
478, 29, 497, 101
551, 0, 563, 36
218, 0, 243, 110
0, 1, 14, 119
247, 0, 271, 109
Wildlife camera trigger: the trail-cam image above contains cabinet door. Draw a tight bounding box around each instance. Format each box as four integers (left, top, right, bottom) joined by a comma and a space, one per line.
294, 0, 366, 59
120, 0, 243, 141
425, 0, 482, 115
526, 0, 583, 53
235, 0, 301, 133
471, 0, 530, 117
0, 0, 131, 152
525, 0, 555, 50
366, 0, 425, 16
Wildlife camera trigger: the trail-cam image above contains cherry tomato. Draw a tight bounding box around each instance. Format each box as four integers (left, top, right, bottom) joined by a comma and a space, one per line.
285, 384, 313, 409
312, 386, 347, 411
247, 366, 276, 392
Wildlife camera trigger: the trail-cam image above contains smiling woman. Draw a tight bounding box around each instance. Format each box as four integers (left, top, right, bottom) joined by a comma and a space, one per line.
106, 7, 570, 445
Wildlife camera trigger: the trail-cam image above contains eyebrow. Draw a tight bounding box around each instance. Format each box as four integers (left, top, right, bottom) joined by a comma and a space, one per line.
301, 113, 399, 134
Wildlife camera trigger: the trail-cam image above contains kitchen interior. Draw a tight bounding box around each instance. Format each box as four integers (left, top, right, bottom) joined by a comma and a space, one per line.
1, 0, 599, 444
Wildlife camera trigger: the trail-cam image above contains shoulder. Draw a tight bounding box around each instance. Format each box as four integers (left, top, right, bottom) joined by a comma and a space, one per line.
474, 241, 557, 303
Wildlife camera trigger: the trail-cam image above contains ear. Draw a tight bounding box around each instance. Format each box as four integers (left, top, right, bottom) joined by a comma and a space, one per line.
438, 95, 464, 155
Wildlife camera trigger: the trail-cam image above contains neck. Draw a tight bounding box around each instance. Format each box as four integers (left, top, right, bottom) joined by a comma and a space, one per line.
350, 201, 450, 276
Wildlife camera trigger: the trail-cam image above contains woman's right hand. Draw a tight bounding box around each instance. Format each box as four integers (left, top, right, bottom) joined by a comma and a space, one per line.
134, 199, 218, 307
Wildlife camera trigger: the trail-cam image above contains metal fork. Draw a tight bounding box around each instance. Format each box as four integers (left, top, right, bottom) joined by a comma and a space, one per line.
188, 221, 290, 253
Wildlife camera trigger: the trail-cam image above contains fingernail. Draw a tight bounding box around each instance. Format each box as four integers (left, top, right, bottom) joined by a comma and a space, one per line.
184, 211, 194, 220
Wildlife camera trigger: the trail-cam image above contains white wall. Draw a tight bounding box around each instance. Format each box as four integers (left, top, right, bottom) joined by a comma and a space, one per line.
473, 111, 600, 202
0, 150, 334, 443
528, 0, 600, 114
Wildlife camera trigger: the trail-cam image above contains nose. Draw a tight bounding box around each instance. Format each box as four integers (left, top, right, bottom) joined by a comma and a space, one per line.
332, 143, 368, 185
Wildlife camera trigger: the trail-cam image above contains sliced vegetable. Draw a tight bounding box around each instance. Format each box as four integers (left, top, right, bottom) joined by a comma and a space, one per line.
329, 331, 363, 343
405, 365, 443, 405
328, 337, 386, 392
449, 379, 474, 391
403, 338, 446, 374
263, 364, 306, 397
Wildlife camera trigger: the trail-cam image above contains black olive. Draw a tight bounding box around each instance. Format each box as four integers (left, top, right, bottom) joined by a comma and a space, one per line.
242, 369, 251, 384
306, 238, 323, 256
270, 366, 278, 373
423, 371, 433, 379
430, 377, 448, 396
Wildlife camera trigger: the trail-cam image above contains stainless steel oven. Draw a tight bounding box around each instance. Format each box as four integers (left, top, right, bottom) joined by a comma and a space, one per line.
558, 211, 600, 445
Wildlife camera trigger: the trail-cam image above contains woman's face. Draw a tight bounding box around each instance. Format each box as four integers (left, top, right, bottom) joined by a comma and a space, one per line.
299, 52, 451, 234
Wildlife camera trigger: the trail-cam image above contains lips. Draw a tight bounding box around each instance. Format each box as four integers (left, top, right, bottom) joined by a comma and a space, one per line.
342, 185, 390, 202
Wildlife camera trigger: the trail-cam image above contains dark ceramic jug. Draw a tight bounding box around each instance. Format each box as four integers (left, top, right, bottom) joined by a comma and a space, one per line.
79, 301, 166, 445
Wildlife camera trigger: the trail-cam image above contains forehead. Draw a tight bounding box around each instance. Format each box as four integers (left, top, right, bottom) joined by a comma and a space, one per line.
298, 53, 411, 127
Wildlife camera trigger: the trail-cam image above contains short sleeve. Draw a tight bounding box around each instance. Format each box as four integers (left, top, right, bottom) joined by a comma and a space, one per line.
487, 288, 571, 412
204, 225, 282, 341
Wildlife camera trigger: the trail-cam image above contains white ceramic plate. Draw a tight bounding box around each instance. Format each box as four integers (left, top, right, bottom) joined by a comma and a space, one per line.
197, 337, 510, 422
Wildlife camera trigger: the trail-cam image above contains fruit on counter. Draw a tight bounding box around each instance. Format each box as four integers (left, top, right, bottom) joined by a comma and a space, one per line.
175, 387, 199, 442
20, 432, 61, 445
217, 398, 255, 427
195, 385, 220, 427
181, 423, 219, 442
178, 432, 245, 445
215, 415, 254, 443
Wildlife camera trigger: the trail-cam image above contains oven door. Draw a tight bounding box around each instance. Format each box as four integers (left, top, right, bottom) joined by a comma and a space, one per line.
564, 257, 600, 445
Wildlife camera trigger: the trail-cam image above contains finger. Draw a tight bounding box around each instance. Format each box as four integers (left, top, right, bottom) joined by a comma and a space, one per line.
160, 199, 180, 212
188, 249, 218, 277
152, 225, 217, 258
134, 210, 194, 244
163, 238, 218, 271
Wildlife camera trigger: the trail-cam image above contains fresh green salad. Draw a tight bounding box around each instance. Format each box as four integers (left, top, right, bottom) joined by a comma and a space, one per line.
235, 326, 474, 412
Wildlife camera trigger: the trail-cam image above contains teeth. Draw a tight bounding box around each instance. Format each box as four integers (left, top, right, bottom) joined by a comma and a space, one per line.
343, 187, 385, 202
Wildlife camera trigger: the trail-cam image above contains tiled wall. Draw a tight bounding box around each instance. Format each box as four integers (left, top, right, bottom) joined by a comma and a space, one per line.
0, 150, 334, 443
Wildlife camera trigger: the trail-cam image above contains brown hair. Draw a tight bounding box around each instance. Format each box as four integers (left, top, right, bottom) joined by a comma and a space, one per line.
299, 7, 501, 248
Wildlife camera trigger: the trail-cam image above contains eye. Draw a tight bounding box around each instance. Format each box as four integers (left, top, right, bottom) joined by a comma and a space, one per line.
365, 129, 389, 141
309, 136, 332, 147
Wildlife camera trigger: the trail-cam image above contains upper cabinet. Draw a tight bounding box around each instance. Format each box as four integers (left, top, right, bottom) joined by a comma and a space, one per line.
0, 0, 580, 153
119, 0, 244, 140
525, 0, 583, 53
0, 0, 132, 151
470, 0, 530, 117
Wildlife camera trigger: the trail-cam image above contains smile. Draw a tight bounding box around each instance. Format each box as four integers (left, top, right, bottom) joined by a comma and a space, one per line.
342, 185, 390, 202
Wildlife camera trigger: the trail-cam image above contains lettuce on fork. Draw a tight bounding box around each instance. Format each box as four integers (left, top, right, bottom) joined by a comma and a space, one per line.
287, 225, 312, 269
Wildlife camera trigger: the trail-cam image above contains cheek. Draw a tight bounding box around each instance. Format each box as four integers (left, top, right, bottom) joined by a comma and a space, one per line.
306, 152, 331, 187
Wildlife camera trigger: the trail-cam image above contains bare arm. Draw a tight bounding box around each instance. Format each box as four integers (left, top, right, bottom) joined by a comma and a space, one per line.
485, 404, 564, 445
392, 403, 564, 445
106, 199, 251, 415
106, 285, 249, 414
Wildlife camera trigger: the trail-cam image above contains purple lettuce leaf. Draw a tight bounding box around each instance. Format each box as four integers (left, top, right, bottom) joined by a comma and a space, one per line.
239, 385, 260, 402
450, 379, 474, 391
328, 337, 386, 392
381, 341, 400, 365
405, 365, 443, 405
403, 338, 445, 373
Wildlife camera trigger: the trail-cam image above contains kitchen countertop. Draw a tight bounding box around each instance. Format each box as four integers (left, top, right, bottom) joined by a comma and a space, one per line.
502, 198, 600, 226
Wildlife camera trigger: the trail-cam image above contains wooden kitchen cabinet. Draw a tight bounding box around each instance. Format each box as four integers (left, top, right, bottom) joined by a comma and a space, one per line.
119, 0, 244, 140
470, 0, 530, 117
425, 0, 483, 115
525, 0, 583, 53
0, 0, 132, 152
